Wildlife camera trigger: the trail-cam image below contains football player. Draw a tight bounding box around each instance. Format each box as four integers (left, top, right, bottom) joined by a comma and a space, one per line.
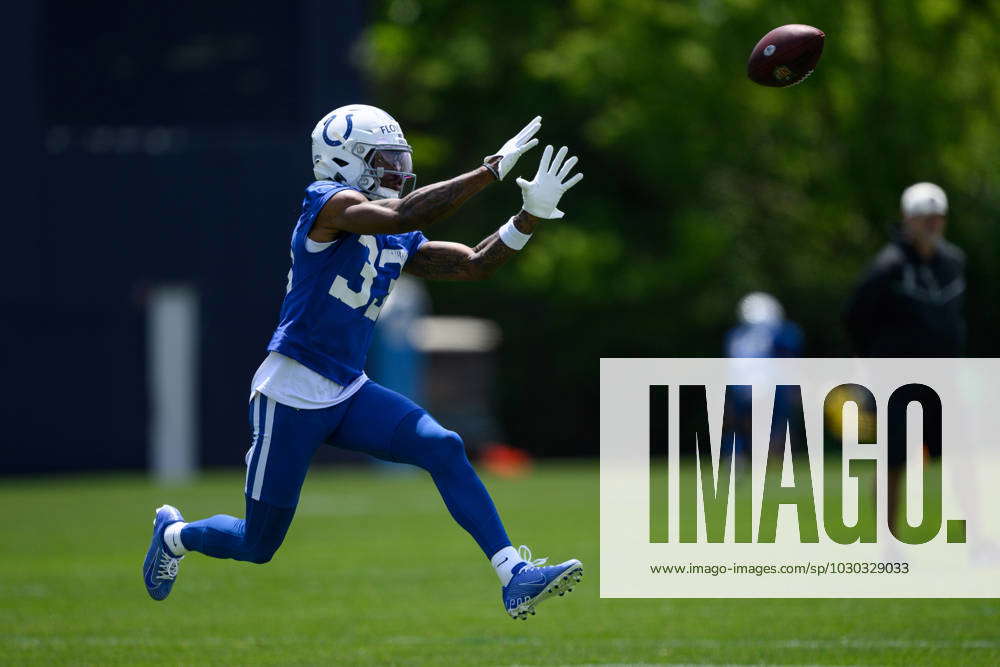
142, 105, 584, 620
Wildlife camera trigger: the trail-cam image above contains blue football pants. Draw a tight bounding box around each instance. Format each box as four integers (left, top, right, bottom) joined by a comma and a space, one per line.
180, 381, 512, 563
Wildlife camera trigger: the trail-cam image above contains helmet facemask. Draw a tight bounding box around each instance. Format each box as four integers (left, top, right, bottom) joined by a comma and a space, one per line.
352, 144, 416, 200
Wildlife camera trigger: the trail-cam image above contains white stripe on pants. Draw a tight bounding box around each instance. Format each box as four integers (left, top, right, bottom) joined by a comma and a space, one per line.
250, 396, 276, 501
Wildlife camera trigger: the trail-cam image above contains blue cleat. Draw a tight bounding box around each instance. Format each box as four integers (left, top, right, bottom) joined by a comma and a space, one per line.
142, 504, 185, 601
502, 545, 583, 620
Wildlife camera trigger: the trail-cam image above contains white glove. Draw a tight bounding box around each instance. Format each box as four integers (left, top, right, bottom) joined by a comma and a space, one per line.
484, 116, 541, 180
516, 145, 583, 219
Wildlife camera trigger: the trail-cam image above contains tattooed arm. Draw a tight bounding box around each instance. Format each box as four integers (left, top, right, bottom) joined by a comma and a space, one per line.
309, 162, 498, 243
405, 211, 541, 281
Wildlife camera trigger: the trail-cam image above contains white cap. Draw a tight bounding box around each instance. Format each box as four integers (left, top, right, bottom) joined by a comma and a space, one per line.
901, 182, 948, 217
738, 292, 784, 325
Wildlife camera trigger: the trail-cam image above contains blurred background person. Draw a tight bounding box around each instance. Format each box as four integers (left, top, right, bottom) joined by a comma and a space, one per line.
845, 182, 965, 358
844, 182, 965, 535
725, 292, 803, 359
724, 292, 803, 461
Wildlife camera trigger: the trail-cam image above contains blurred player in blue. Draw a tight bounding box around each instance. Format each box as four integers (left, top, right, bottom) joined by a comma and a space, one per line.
142, 105, 584, 620
724, 292, 803, 359
725, 292, 803, 460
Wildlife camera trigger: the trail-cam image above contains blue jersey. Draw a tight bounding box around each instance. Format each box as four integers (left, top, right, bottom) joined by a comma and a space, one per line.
724, 321, 803, 358
268, 181, 427, 384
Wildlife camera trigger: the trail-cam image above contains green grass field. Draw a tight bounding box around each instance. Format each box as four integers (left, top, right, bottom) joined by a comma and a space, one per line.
2, 462, 997, 665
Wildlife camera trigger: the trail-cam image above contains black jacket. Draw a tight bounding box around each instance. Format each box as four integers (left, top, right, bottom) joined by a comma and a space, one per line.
845, 236, 966, 357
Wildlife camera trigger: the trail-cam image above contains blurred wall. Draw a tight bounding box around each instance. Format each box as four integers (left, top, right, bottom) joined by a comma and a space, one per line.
3, 1, 365, 473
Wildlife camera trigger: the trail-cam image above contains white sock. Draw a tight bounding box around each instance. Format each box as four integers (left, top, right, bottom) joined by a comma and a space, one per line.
163, 521, 189, 557
491, 546, 524, 586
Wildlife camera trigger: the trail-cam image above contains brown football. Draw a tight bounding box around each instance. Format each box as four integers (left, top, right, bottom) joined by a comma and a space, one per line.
747, 24, 825, 87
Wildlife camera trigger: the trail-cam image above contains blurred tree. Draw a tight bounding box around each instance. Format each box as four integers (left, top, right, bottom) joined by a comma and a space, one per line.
361, 0, 1000, 453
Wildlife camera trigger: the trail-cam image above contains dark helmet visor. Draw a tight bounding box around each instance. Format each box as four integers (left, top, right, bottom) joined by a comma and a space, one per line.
370, 149, 415, 193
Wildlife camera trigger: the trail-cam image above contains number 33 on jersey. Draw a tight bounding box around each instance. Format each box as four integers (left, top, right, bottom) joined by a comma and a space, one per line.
328, 234, 409, 321
269, 181, 428, 386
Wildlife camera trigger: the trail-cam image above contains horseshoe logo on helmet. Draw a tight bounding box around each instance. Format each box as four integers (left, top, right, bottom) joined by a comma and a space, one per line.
322, 113, 354, 147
